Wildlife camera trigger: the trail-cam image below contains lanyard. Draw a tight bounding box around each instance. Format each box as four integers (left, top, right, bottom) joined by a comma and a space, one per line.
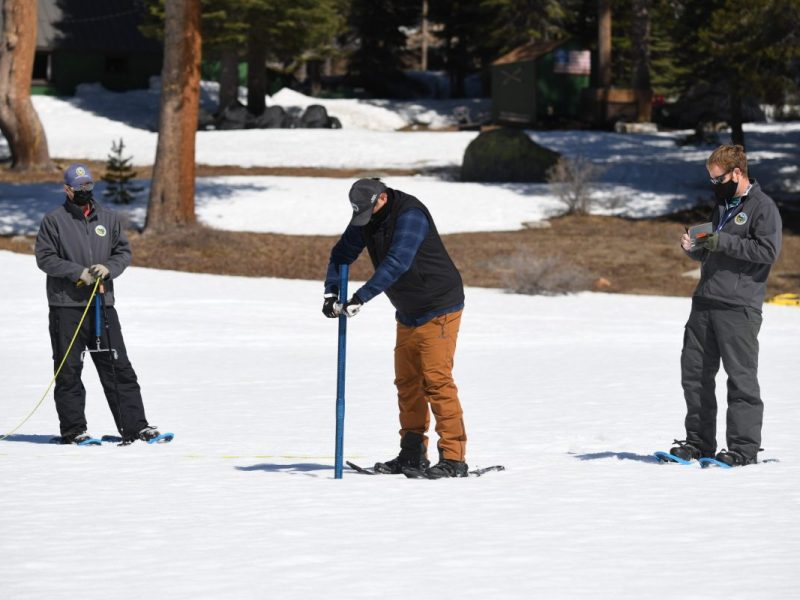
716, 206, 738, 232
716, 184, 752, 232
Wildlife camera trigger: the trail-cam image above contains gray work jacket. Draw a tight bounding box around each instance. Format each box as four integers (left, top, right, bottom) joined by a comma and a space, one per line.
35, 199, 131, 307
686, 180, 782, 310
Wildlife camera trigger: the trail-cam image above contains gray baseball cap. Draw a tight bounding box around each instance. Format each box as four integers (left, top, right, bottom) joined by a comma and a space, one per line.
349, 178, 387, 226
64, 163, 94, 189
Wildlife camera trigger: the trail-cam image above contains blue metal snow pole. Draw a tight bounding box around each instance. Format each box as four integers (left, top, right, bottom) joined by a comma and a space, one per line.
335, 264, 349, 479
95, 293, 102, 338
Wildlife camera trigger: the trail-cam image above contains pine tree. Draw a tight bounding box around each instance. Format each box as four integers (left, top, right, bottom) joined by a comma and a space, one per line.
665, 0, 800, 146
102, 139, 144, 205
428, 0, 587, 97
428, 0, 493, 97
480, 0, 580, 55
347, 0, 419, 95
141, 0, 346, 113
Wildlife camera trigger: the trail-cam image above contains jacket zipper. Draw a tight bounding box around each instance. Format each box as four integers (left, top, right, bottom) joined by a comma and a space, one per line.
84, 215, 93, 265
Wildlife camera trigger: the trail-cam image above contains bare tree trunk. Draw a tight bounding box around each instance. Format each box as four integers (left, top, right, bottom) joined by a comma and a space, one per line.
307, 59, 322, 96
597, 0, 612, 89
0, 0, 54, 171
218, 47, 239, 111
421, 0, 429, 71
246, 32, 267, 115
730, 88, 745, 149
444, 35, 460, 98
631, 0, 652, 122
145, 0, 201, 232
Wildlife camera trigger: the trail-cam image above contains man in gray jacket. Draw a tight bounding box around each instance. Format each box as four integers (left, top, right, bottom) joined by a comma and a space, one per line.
35, 164, 162, 444
669, 145, 782, 467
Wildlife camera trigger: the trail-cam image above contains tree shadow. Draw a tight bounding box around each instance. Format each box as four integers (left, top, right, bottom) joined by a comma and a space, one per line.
195, 179, 273, 201
235, 462, 334, 474
0, 186, 65, 235
572, 451, 660, 464
1, 434, 57, 444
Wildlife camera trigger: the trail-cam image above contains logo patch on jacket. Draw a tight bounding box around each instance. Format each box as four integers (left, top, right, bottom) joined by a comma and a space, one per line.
95, 225, 108, 237
735, 212, 748, 225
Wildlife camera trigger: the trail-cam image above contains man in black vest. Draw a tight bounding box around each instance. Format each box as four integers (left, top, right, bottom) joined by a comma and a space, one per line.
323, 178, 468, 478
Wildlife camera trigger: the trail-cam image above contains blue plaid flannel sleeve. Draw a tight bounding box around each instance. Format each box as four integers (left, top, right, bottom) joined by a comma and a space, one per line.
354, 209, 429, 302
324, 224, 366, 295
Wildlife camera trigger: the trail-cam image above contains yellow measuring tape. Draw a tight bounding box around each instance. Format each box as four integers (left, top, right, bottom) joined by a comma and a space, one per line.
767, 293, 800, 307
0, 278, 102, 441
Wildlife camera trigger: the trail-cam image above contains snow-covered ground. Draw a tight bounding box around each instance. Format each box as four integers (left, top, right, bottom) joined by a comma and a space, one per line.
1, 249, 799, 599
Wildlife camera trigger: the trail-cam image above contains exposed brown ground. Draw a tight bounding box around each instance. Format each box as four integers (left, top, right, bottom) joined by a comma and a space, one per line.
0, 160, 431, 183
4, 208, 798, 298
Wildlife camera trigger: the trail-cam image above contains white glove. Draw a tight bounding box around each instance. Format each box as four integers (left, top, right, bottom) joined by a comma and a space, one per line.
342, 295, 363, 318
89, 264, 110, 279
77, 268, 96, 286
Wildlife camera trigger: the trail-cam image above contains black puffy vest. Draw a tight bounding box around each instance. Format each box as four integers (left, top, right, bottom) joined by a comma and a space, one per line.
363, 189, 464, 318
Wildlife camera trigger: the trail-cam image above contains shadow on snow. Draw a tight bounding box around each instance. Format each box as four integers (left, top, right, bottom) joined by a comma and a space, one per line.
572, 451, 660, 464
0, 434, 57, 444
236, 462, 334, 474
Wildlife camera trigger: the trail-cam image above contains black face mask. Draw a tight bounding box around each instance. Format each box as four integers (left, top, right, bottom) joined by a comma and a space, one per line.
369, 194, 392, 225
713, 178, 738, 204
72, 190, 93, 206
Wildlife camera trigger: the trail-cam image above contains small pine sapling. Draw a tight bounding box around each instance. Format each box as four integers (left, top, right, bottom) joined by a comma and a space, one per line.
102, 138, 143, 204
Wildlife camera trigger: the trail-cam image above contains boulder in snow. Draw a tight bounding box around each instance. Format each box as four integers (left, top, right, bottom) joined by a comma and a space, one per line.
215, 100, 253, 130
253, 105, 291, 129
300, 104, 332, 128
461, 128, 559, 183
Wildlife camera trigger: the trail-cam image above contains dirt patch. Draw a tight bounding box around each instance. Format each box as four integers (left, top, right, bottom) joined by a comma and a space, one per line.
5, 211, 799, 299
0, 161, 432, 184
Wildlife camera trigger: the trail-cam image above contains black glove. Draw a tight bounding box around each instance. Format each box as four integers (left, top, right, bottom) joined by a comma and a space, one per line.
695, 232, 720, 252
322, 293, 340, 318
342, 294, 364, 318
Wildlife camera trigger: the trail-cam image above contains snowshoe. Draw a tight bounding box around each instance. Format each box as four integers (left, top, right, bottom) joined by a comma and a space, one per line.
424, 458, 469, 479
120, 426, 174, 445
55, 432, 102, 446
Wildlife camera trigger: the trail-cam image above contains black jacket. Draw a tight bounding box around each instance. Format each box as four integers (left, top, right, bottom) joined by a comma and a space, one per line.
362, 189, 464, 318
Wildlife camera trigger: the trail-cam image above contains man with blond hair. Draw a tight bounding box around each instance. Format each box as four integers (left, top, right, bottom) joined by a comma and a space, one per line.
669, 145, 782, 467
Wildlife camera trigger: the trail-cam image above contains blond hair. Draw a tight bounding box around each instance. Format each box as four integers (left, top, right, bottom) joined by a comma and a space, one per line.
707, 145, 748, 177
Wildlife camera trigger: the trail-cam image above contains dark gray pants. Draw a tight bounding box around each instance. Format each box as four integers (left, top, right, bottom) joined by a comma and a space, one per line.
49, 304, 148, 440
680, 299, 763, 459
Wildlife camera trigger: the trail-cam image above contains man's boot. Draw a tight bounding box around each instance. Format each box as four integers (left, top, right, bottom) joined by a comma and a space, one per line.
373, 432, 430, 474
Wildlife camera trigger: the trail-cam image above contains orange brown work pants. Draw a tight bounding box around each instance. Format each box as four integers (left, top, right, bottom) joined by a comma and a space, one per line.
394, 309, 467, 461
